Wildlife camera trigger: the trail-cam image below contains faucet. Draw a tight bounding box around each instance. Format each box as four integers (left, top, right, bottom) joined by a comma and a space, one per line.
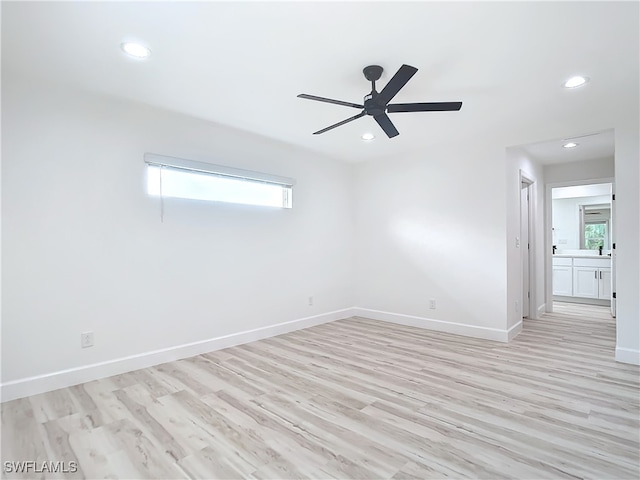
553, 245, 557, 254
599, 245, 603, 256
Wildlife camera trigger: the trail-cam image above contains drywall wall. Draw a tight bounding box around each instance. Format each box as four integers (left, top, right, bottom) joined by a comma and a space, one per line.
2, 76, 355, 395
353, 141, 510, 339
552, 194, 611, 250
545, 157, 614, 184
505, 147, 545, 327
614, 123, 640, 364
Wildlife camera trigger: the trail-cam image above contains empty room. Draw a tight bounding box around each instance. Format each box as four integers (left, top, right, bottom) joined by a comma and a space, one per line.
1, 2, 639, 479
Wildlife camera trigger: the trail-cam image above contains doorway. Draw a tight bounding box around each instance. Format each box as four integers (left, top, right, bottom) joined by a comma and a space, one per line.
548, 181, 615, 317
521, 178, 533, 319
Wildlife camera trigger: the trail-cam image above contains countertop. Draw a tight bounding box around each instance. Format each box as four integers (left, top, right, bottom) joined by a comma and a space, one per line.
554, 254, 612, 259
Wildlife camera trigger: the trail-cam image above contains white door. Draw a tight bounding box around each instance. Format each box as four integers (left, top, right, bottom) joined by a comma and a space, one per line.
599, 268, 612, 299
573, 266, 599, 298
552, 266, 573, 296
521, 182, 530, 318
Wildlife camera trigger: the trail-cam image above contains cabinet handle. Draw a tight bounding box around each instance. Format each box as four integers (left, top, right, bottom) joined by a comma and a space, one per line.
600, 271, 602, 279
595, 270, 598, 279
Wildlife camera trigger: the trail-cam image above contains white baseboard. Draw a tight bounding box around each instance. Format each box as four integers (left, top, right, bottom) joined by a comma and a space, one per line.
353, 308, 512, 343
553, 295, 610, 307
1, 308, 355, 402
615, 347, 640, 365
507, 321, 523, 341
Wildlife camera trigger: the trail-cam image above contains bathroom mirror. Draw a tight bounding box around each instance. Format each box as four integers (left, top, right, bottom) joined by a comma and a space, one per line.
551, 183, 612, 253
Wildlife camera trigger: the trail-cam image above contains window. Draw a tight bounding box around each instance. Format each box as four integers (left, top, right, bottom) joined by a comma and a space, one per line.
584, 222, 607, 250
145, 154, 294, 209
580, 204, 610, 249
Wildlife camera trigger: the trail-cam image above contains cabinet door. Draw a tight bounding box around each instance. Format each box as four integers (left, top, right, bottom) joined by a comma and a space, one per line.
573, 266, 599, 298
599, 268, 612, 300
552, 266, 573, 296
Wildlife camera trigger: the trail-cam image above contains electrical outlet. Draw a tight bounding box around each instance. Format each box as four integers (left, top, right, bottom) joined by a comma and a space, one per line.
308, 296, 314, 306
429, 299, 436, 309
81, 331, 94, 348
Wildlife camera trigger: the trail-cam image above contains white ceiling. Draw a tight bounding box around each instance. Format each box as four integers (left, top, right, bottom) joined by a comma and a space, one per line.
3, 2, 638, 163
519, 129, 615, 166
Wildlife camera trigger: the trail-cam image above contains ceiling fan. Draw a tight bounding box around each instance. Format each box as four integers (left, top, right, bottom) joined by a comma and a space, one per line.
298, 64, 462, 138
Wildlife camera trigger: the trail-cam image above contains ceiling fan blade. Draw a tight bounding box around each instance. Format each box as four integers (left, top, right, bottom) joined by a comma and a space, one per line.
387, 102, 463, 113
376, 64, 418, 106
312, 111, 366, 135
298, 94, 364, 109
374, 113, 399, 138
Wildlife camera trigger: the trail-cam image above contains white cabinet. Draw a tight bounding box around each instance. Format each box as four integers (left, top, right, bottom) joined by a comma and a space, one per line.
552, 257, 574, 296
598, 267, 611, 299
570, 258, 612, 300
573, 267, 599, 298
553, 266, 573, 296
554, 256, 612, 301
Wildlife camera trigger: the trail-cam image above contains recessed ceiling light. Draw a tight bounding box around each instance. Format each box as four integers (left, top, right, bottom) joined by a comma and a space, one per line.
121, 42, 151, 59
563, 76, 589, 88
563, 142, 578, 148
361, 133, 375, 141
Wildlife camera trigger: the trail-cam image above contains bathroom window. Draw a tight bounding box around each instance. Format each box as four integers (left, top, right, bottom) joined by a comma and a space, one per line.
583, 222, 607, 250
580, 204, 610, 250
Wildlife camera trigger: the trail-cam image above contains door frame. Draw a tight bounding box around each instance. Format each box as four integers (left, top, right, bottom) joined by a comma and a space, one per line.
544, 176, 615, 313
520, 171, 535, 319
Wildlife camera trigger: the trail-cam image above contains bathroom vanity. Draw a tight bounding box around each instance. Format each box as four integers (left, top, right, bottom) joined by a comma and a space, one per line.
553, 253, 611, 304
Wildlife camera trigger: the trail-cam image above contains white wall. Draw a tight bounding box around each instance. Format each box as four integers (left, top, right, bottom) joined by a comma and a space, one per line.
552, 194, 611, 250
505, 147, 545, 327
353, 141, 510, 340
545, 157, 614, 184
1, 77, 355, 395
614, 123, 640, 364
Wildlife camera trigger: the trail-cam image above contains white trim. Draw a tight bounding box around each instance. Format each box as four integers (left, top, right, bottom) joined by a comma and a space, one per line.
508, 320, 523, 341
1, 308, 354, 402
144, 153, 296, 187
537, 303, 546, 317
353, 308, 512, 342
552, 295, 610, 307
519, 170, 539, 321
615, 347, 640, 365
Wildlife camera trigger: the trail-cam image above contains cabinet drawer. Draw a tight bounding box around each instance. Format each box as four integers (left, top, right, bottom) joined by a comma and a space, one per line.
573, 258, 611, 268
552, 257, 573, 266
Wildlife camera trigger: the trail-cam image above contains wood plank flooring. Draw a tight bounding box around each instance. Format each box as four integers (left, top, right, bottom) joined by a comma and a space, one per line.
2, 304, 639, 479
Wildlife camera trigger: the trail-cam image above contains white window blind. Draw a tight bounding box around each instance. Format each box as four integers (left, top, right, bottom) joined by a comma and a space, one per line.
144, 154, 294, 212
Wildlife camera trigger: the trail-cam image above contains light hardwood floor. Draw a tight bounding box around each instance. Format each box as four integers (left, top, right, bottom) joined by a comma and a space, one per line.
2, 305, 639, 479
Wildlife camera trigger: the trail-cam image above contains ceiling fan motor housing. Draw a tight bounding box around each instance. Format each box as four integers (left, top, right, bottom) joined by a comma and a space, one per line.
363, 93, 385, 116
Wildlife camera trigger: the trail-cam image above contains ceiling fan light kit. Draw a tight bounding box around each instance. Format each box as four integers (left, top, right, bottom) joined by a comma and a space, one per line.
298, 64, 463, 138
